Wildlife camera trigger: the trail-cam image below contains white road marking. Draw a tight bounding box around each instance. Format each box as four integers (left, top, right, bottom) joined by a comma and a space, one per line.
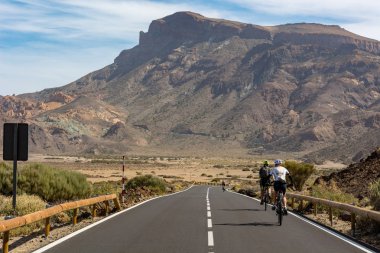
208, 231, 214, 247
33, 185, 196, 253
208, 218, 212, 228
207, 206, 211, 211
230, 190, 377, 253
207, 211, 211, 217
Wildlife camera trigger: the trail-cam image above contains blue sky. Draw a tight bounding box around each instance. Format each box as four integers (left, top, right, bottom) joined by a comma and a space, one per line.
1, 0, 379, 96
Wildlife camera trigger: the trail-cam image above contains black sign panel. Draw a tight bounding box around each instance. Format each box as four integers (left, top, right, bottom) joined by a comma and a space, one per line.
3, 123, 29, 161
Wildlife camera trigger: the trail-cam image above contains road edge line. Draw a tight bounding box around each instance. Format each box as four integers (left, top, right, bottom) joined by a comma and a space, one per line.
32, 184, 195, 253
228, 190, 377, 253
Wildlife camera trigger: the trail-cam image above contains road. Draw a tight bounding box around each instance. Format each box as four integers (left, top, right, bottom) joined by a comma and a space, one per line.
35, 186, 376, 253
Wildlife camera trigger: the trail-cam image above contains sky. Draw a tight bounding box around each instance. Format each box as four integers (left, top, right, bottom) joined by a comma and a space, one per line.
1, 0, 379, 96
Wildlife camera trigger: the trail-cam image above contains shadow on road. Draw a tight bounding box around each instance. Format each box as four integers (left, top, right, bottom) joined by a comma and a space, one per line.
218, 208, 262, 212
214, 222, 278, 227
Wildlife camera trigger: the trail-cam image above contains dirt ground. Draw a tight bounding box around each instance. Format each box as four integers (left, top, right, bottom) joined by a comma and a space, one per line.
25, 154, 262, 184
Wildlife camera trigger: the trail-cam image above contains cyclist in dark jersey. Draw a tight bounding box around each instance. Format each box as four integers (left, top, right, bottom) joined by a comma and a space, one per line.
259, 160, 271, 205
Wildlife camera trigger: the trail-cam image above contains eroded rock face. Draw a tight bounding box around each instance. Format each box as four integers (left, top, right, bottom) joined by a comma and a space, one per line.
315, 148, 380, 198
2, 12, 380, 160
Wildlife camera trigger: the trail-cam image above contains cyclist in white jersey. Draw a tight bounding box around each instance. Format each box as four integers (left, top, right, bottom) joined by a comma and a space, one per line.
270, 159, 293, 214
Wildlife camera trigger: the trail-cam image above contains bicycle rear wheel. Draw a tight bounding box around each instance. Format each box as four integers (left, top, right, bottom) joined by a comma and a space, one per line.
278, 193, 283, 226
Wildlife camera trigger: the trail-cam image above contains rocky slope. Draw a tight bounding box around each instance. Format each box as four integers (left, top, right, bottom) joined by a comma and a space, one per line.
315, 148, 380, 199
1, 12, 380, 161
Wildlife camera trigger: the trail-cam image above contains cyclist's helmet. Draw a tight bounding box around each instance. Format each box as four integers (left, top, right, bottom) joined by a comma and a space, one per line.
263, 160, 268, 165
274, 159, 282, 165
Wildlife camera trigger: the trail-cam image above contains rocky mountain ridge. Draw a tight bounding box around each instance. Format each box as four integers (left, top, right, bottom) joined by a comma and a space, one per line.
1, 12, 380, 161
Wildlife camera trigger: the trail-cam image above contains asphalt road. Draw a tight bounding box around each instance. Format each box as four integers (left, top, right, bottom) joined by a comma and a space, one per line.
35, 186, 376, 253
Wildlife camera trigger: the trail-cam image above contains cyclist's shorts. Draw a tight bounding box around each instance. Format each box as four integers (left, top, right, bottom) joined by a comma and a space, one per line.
274, 181, 286, 194
260, 178, 270, 188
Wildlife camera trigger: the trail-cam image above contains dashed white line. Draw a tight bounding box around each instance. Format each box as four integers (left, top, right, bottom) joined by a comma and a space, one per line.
208, 231, 214, 247
207, 187, 215, 252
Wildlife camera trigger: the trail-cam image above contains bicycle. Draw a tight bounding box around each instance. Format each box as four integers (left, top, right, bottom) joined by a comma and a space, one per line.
275, 189, 285, 226
274, 183, 294, 225
262, 183, 272, 211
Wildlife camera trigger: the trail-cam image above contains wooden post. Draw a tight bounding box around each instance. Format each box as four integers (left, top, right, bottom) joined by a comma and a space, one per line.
91, 204, 96, 218
329, 207, 333, 226
45, 217, 51, 237
113, 197, 122, 211
291, 197, 295, 209
73, 208, 78, 225
351, 213, 356, 236
314, 203, 318, 216
299, 200, 304, 212
3, 231, 10, 253
104, 200, 110, 215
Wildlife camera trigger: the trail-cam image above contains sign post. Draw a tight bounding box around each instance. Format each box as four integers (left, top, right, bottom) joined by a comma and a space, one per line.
3, 123, 29, 213
121, 156, 126, 203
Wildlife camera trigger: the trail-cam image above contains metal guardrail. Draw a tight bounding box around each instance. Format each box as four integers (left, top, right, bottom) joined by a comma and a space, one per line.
287, 192, 380, 235
0, 194, 121, 253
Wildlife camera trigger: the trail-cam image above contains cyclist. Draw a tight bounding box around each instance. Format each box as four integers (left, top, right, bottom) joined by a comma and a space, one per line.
270, 159, 293, 215
258, 160, 271, 205
222, 180, 226, 192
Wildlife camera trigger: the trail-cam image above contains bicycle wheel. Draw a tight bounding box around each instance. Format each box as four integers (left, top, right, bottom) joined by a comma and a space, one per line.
278, 193, 283, 226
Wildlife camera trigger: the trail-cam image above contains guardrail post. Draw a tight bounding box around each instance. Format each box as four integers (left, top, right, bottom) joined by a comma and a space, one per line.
73, 208, 79, 225
91, 204, 96, 218
113, 197, 122, 211
299, 200, 304, 212
45, 217, 51, 237
3, 231, 10, 253
104, 200, 110, 215
351, 213, 356, 236
329, 207, 333, 226
314, 203, 317, 216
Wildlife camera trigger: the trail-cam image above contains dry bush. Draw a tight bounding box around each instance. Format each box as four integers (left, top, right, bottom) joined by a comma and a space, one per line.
0, 163, 91, 202
285, 160, 315, 191
0, 194, 46, 236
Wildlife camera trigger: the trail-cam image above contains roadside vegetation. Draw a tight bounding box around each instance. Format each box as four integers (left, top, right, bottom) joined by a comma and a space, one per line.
284, 160, 315, 191
0, 162, 91, 202
126, 174, 167, 194
370, 179, 380, 211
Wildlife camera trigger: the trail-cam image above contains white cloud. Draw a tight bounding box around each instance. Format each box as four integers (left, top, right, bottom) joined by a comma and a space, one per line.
226, 0, 380, 40
0, 0, 229, 95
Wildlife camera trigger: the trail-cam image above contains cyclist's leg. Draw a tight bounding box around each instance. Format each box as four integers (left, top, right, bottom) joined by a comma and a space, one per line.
260, 180, 264, 201
272, 181, 280, 210
282, 184, 288, 214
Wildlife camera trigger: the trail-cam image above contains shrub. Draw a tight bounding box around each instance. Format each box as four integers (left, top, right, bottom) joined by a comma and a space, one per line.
285, 161, 315, 191
0, 194, 46, 236
92, 181, 120, 196
126, 175, 166, 194
311, 184, 357, 204
369, 179, 380, 211
0, 163, 91, 202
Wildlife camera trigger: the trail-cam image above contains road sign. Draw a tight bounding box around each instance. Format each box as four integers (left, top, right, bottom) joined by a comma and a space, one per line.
2, 123, 29, 213
3, 123, 29, 161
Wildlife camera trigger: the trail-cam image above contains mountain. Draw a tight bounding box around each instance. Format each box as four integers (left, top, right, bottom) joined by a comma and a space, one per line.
2, 12, 380, 162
